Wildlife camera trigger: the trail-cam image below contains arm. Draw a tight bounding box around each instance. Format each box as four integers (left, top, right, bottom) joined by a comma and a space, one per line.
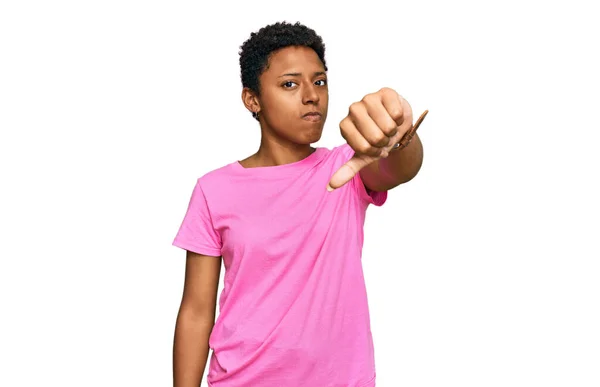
327, 88, 426, 193
359, 132, 424, 192
173, 251, 222, 387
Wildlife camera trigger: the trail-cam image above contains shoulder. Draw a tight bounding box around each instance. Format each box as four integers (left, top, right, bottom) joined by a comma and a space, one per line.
195, 162, 237, 188
325, 142, 356, 164
326, 143, 388, 207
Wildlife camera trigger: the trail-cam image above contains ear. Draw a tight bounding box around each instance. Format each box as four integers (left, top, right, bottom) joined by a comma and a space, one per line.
242, 87, 261, 115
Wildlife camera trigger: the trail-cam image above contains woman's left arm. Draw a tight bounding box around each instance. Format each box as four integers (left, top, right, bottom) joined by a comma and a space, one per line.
359, 132, 423, 192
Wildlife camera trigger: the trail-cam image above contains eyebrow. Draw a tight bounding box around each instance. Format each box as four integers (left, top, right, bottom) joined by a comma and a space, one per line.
278, 71, 327, 78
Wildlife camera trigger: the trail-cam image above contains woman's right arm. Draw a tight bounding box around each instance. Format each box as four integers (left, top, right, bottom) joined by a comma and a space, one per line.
173, 250, 222, 387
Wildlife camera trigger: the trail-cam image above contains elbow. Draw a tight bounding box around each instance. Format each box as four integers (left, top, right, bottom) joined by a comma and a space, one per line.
178, 298, 217, 322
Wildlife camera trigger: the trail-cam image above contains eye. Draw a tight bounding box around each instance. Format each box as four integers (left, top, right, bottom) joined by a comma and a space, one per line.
316, 79, 328, 86
283, 81, 297, 88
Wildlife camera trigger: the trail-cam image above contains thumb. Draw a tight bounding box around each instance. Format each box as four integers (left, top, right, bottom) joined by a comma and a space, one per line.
327, 153, 378, 192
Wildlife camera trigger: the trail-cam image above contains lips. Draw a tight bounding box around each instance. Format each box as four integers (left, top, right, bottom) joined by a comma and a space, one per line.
302, 112, 322, 123
302, 112, 321, 117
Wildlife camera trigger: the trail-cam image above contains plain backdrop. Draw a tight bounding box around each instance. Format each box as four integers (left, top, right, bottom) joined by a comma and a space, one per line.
1, 0, 599, 386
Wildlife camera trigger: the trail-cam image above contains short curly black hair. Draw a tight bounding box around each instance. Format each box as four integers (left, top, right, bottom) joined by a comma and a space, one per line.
239, 21, 328, 121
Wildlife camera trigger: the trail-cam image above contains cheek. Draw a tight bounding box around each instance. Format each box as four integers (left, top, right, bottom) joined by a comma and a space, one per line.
262, 92, 294, 114
321, 92, 329, 108
266, 97, 298, 121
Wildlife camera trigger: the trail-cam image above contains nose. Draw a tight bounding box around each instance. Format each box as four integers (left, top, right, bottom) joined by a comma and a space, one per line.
302, 83, 320, 105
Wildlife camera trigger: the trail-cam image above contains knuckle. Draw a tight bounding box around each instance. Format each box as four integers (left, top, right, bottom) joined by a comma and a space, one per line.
339, 116, 350, 127
383, 122, 397, 135
348, 102, 362, 115
358, 143, 371, 154
379, 86, 394, 95
390, 108, 403, 122
372, 133, 387, 145
340, 128, 349, 141
362, 93, 377, 104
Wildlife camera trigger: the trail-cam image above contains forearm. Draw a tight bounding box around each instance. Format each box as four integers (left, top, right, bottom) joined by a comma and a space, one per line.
173, 308, 215, 387
382, 132, 423, 183
360, 133, 424, 191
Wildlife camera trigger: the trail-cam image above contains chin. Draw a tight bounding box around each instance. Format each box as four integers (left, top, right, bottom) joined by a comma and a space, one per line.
301, 128, 323, 144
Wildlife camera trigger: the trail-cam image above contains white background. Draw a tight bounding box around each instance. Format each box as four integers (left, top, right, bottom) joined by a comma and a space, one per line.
1, 0, 599, 386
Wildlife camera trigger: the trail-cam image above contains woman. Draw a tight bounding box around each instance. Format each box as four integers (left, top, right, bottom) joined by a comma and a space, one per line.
172, 21, 426, 387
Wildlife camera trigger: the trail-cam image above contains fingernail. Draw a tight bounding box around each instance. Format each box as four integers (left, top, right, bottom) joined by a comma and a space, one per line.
327, 184, 334, 192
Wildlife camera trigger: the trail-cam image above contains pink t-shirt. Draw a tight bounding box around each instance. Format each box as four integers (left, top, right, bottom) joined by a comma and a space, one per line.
172, 143, 387, 387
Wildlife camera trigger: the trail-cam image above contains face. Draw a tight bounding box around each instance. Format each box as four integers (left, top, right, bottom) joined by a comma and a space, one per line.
246, 45, 329, 145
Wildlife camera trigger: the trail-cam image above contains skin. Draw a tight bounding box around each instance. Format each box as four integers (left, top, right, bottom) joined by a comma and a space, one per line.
173, 44, 425, 387
331, 87, 425, 192
174, 46, 329, 387
240, 45, 329, 168
239, 45, 424, 192
173, 250, 221, 387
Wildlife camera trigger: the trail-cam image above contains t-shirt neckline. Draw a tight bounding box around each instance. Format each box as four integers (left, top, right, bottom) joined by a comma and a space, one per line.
231, 147, 327, 175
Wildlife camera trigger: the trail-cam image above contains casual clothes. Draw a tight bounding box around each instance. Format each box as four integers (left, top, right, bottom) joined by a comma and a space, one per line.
173, 143, 387, 386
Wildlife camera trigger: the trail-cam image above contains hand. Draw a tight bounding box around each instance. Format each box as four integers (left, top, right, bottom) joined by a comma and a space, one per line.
327, 87, 414, 191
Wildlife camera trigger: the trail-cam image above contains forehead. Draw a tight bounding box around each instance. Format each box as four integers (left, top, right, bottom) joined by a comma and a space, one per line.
263, 46, 325, 77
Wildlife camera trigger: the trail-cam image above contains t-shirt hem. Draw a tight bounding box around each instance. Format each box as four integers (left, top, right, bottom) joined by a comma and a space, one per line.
206, 376, 375, 386
354, 174, 388, 207
358, 374, 376, 387
172, 239, 221, 257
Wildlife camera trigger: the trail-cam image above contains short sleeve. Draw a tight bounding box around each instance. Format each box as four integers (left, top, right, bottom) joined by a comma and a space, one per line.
336, 143, 388, 207
172, 179, 222, 256
352, 173, 388, 207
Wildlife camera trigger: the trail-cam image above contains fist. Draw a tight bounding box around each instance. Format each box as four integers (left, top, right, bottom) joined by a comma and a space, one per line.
327, 87, 414, 191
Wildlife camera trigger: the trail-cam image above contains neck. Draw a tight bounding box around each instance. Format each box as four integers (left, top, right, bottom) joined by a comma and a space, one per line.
254, 140, 315, 167
240, 135, 315, 168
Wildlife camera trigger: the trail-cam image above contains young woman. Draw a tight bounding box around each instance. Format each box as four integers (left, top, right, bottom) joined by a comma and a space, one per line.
172, 21, 426, 387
